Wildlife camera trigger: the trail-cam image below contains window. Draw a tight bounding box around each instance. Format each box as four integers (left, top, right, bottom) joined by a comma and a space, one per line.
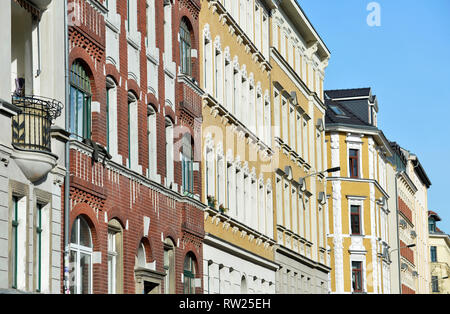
70, 61, 91, 139
69, 216, 93, 294
330, 105, 345, 116
183, 254, 197, 294
108, 220, 122, 294
217, 155, 225, 207
180, 20, 192, 76
432, 276, 439, 292
106, 77, 118, 157
147, 106, 157, 180
164, 0, 172, 61
351, 205, 361, 235
352, 261, 363, 293
214, 46, 223, 103
429, 218, 437, 233
36, 203, 43, 292
165, 118, 174, 185
181, 133, 194, 195
164, 238, 175, 294
203, 27, 213, 95
224, 56, 232, 111
349, 149, 360, 178
430, 246, 437, 262
128, 92, 139, 171
241, 276, 248, 294
146, 0, 156, 48
11, 196, 19, 289
281, 96, 288, 143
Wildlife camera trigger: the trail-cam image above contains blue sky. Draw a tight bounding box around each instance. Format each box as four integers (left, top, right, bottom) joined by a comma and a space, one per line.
297, 0, 450, 233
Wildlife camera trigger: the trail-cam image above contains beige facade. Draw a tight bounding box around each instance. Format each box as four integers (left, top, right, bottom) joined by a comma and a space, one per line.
200, 0, 278, 294
269, 0, 331, 294
388, 144, 432, 294
429, 212, 450, 294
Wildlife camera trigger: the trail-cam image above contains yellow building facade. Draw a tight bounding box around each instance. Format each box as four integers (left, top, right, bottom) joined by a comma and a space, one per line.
199, 0, 278, 294
325, 89, 393, 294
429, 211, 450, 294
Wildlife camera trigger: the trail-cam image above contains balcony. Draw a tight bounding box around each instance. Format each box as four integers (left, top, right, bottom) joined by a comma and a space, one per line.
11, 95, 63, 182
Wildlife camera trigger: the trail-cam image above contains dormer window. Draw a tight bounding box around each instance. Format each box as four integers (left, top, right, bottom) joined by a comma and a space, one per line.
429, 217, 437, 233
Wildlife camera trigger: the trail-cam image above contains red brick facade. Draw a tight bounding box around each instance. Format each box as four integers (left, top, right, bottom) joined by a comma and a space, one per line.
398, 196, 413, 224
399, 240, 415, 265
64, 0, 204, 294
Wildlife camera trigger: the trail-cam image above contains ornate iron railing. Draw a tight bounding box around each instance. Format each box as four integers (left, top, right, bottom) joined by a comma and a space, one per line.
12, 95, 63, 153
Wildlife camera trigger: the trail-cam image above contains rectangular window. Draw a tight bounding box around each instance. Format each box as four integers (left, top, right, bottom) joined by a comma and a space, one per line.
36, 203, 43, 292
349, 149, 359, 178
352, 261, 363, 293
11, 196, 19, 289
432, 276, 439, 292
108, 231, 117, 294
351, 205, 361, 235
430, 246, 437, 262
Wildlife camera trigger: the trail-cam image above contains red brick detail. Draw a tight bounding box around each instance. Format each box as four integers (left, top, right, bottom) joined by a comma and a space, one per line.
398, 197, 413, 224
402, 284, 416, 294
65, 0, 204, 294
400, 240, 415, 265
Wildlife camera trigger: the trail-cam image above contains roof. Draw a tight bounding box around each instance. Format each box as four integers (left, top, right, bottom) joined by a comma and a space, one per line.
325, 88, 372, 100
429, 211, 442, 222
412, 157, 432, 188
325, 99, 372, 127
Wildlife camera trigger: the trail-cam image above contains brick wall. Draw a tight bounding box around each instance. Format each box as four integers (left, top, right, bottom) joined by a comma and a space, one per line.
65, 0, 204, 294
398, 196, 413, 224
400, 240, 415, 265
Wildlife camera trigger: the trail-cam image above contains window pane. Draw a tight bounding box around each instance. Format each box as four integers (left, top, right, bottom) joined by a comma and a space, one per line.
79, 218, 92, 248
69, 250, 77, 294
80, 253, 92, 294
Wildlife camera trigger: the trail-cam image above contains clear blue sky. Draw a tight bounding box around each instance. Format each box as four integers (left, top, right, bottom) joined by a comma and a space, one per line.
297, 0, 450, 233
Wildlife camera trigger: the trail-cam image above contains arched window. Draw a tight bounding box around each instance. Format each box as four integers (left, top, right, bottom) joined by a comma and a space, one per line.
181, 133, 194, 194
128, 92, 139, 171
165, 118, 174, 186
70, 61, 91, 139
180, 19, 192, 76
241, 276, 248, 294
164, 238, 175, 294
183, 253, 197, 294
69, 216, 93, 294
106, 77, 118, 158
147, 105, 157, 180
107, 219, 123, 294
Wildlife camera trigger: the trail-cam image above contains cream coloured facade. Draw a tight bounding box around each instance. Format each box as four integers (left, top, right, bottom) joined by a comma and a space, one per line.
269, 0, 331, 294
387, 144, 432, 294
325, 89, 393, 294
200, 0, 278, 294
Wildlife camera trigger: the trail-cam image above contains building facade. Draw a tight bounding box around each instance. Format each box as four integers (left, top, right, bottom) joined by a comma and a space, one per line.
325, 88, 393, 294
428, 211, 450, 294
200, 0, 278, 294
0, 0, 67, 294
65, 0, 205, 294
270, 0, 331, 294
387, 143, 431, 294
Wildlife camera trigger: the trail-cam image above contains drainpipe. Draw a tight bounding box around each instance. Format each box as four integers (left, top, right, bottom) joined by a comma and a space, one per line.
395, 172, 402, 294
63, 0, 70, 294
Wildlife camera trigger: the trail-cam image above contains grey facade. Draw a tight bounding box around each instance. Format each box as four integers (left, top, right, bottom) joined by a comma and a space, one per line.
0, 0, 66, 293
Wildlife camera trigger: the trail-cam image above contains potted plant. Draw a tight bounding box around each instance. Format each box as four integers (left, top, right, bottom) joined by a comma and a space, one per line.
219, 204, 228, 214
207, 195, 217, 208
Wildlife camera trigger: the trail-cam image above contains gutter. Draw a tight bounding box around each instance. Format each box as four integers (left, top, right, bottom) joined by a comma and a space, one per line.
395, 171, 402, 294
63, 0, 70, 294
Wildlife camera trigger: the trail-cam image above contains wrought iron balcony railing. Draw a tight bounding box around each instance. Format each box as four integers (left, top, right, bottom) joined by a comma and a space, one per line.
12, 95, 63, 153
